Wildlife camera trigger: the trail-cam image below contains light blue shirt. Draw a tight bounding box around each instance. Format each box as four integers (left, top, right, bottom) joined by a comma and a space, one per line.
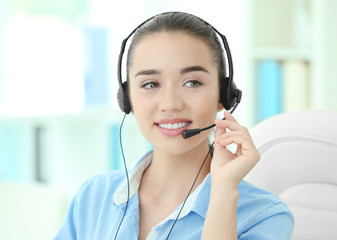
54, 152, 294, 239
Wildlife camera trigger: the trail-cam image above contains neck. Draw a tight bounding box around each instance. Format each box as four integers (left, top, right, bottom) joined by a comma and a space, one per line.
141, 140, 212, 199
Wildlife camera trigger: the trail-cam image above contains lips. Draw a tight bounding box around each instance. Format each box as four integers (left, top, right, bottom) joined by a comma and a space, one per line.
155, 118, 192, 136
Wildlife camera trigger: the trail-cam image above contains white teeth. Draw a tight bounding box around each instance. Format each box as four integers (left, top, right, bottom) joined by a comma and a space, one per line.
159, 122, 189, 130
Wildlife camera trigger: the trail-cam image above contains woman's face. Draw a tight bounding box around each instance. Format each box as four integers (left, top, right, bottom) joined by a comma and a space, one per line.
128, 31, 223, 156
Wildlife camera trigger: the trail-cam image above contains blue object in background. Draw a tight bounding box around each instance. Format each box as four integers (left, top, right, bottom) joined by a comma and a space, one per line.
0, 124, 32, 181
83, 26, 109, 108
256, 60, 282, 122
109, 124, 122, 170
108, 121, 153, 171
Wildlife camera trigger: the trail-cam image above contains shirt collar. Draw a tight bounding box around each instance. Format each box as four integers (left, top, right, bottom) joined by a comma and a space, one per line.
190, 174, 211, 218
113, 152, 153, 205
113, 151, 211, 219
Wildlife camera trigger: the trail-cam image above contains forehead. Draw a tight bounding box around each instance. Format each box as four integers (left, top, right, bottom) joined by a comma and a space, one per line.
129, 31, 217, 71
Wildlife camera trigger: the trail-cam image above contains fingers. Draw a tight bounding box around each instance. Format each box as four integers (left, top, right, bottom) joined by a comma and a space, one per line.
214, 111, 255, 152
215, 130, 260, 162
215, 131, 251, 145
224, 110, 237, 122
214, 112, 250, 146
214, 111, 245, 132
211, 111, 261, 185
214, 118, 227, 139
216, 134, 254, 154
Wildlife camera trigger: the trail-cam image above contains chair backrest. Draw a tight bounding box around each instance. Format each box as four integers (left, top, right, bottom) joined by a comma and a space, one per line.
0, 182, 68, 240
245, 110, 337, 240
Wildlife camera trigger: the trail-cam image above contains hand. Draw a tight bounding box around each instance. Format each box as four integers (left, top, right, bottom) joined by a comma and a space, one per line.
211, 111, 260, 187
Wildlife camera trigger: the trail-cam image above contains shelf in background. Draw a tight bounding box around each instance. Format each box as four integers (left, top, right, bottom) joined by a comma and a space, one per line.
252, 47, 313, 62
0, 106, 123, 124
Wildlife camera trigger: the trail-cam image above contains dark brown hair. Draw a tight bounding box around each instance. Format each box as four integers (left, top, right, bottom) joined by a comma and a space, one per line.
126, 12, 226, 82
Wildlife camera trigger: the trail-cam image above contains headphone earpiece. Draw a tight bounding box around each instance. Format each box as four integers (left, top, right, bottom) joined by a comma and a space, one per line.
220, 77, 238, 110
117, 81, 132, 114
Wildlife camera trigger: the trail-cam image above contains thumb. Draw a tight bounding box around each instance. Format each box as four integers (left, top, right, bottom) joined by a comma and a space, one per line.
214, 118, 226, 139
224, 110, 237, 123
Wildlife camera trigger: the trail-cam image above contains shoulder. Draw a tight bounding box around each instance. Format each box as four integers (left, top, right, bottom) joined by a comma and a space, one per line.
237, 180, 294, 239
237, 180, 292, 216
73, 170, 125, 205
238, 180, 284, 206
82, 170, 125, 189
54, 170, 127, 239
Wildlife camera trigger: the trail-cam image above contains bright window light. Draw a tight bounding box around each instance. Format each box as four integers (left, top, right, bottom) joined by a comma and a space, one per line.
3, 14, 85, 116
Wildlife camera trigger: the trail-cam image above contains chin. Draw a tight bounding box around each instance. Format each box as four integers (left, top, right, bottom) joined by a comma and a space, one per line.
151, 133, 210, 156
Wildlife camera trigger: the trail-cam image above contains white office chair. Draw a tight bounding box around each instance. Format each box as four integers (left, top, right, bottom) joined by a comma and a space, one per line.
0, 181, 68, 240
245, 110, 337, 240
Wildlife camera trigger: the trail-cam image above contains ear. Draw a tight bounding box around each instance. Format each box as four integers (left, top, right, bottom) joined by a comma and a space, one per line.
217, 101, 224, 112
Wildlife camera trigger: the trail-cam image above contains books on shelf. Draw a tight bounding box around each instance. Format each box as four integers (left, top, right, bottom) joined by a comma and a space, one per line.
83, 26, 109, 108
256, 60, 282, 122
256, 59, 309, 122
282, 60, 309, 112
0, 124, 34, 181
0, 123, 51, 182
34, 125, 49, 182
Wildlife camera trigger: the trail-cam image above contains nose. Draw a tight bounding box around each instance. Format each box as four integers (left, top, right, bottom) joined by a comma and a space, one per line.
159, 85, 184, 113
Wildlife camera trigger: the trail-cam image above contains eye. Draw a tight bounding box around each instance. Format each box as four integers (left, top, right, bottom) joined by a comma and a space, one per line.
141, 81, 160, 89
184, 80, 203, 88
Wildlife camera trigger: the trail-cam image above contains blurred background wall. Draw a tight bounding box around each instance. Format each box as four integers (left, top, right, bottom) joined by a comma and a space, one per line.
0, 0, 336, 238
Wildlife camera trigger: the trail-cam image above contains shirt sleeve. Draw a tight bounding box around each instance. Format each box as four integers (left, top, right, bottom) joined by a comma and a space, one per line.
53, 191, 78, 240
53, 177, 94, 240
53, 171, 125, 240
239, 203, 294, 239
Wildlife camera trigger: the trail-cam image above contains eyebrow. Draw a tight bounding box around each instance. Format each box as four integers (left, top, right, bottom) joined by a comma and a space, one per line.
134, 65, 209, 78
180, 65, 210, 75
135, 69, 161, 77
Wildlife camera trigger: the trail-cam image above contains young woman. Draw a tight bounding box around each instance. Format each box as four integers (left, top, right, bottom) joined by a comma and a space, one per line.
55, 12, 294, 239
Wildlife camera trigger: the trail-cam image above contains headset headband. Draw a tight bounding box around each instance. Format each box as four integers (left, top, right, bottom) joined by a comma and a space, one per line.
117, 12, 233, 89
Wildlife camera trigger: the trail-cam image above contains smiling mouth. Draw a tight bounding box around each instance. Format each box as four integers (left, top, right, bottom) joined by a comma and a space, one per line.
157, 122, 191, 130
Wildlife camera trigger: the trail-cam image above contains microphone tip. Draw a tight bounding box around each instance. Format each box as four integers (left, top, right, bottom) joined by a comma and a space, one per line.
182, 129, 201, 139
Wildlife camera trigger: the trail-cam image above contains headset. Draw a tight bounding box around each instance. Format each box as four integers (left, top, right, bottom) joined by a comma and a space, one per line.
114, 12, 242, 239
117, 11, 242, 117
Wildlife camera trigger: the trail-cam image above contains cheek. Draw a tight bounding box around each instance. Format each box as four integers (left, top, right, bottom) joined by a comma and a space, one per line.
130, 94, 152, 131
129, 88, 155, 116
193, 87, 220, 111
